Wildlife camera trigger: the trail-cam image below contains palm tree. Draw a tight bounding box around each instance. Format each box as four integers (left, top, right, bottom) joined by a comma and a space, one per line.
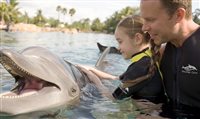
23, 12, 29, 24
0, 0, 21, 31
17, 11, 29, 24
56, 5, 62, 21
0, 2, 10, 24
9, 0, 21, 22
69, 8, 76, 24
33, 9, 45, 26
62, 8, 67, 24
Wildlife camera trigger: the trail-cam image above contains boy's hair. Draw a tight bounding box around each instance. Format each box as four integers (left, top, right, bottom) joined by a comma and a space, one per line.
116, 15, 150, 43
160, 0, 192, 19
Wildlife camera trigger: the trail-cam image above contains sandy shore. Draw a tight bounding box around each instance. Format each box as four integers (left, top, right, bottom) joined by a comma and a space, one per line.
0, 23, 78, 34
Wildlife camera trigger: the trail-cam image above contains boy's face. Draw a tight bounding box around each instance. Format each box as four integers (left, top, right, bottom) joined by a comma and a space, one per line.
115, 27, 137, 59
140, 0, 176, 45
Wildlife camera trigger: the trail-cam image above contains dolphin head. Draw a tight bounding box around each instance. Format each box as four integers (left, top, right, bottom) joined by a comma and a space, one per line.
0, 46, 80, 115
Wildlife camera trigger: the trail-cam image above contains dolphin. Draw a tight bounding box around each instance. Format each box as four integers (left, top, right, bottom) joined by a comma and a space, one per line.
0, 46, 107, 116
97, 42, 121, 54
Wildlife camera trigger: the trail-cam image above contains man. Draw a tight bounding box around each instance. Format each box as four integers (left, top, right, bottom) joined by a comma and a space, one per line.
140, 0, 200, 118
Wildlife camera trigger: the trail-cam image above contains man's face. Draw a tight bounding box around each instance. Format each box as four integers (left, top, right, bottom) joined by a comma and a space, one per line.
140, 0, 176, 45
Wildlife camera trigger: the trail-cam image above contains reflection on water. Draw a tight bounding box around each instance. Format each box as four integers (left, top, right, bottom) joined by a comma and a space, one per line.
0, 31, 17, 44
0, 31, 136, 119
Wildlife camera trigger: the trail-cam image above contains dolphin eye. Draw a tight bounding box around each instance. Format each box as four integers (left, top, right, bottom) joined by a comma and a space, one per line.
71, 87, 76, 93
69, 87, 78, 97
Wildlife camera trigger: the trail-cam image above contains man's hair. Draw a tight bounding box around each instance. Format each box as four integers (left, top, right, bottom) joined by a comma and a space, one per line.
160, 0, 192, 19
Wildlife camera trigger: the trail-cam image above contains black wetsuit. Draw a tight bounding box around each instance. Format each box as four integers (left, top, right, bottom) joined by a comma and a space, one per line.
112, 48, 165, 103
160, 27, 200, 118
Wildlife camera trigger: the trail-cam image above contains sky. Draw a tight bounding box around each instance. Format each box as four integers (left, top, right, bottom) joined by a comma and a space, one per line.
17, 0, 200, 23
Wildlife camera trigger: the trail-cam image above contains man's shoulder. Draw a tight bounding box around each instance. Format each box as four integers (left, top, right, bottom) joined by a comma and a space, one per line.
190, 26, 200, 39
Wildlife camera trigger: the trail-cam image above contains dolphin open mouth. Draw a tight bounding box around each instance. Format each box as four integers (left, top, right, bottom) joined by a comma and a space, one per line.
0, 47, 80, 115
0, 53, 58, 98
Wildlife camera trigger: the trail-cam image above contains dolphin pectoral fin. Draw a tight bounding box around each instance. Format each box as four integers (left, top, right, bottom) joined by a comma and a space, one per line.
97, 42, 121, 54
97, 42, 107, 52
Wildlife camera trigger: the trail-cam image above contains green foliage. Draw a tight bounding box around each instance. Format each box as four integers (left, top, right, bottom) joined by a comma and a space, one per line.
0, 0, 21, 24
91, 18, 104, 32
18, 12, 30, 24
1, 1, 141, 33
46, 17, 59, 27
32, 9, 46, 27
103, 6, 139, 33
71, 18, 91, 31
71, 6, 139, 33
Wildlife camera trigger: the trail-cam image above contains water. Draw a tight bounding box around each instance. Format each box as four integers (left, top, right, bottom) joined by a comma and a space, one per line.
0, 31, 143, 119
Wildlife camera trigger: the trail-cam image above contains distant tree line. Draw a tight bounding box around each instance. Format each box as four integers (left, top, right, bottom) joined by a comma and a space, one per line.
1, 0, 200, 33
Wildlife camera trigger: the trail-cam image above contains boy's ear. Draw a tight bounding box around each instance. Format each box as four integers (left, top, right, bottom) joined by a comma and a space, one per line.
134, 33, 143, 45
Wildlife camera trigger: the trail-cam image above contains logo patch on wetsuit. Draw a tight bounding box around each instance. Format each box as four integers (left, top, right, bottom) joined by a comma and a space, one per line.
182, 64, 198, 74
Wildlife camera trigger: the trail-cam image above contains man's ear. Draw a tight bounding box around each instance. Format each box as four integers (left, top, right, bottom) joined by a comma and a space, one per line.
175, 8, 185, 22
134, 33, 143, 45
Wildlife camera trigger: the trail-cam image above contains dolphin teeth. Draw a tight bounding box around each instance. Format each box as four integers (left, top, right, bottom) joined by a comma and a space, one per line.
1, 55, 35, 78
0, 91, 37, 99
3, 96, 10, 99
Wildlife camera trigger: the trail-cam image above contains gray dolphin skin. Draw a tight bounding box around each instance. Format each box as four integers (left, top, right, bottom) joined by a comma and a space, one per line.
0, 46, 95, 116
